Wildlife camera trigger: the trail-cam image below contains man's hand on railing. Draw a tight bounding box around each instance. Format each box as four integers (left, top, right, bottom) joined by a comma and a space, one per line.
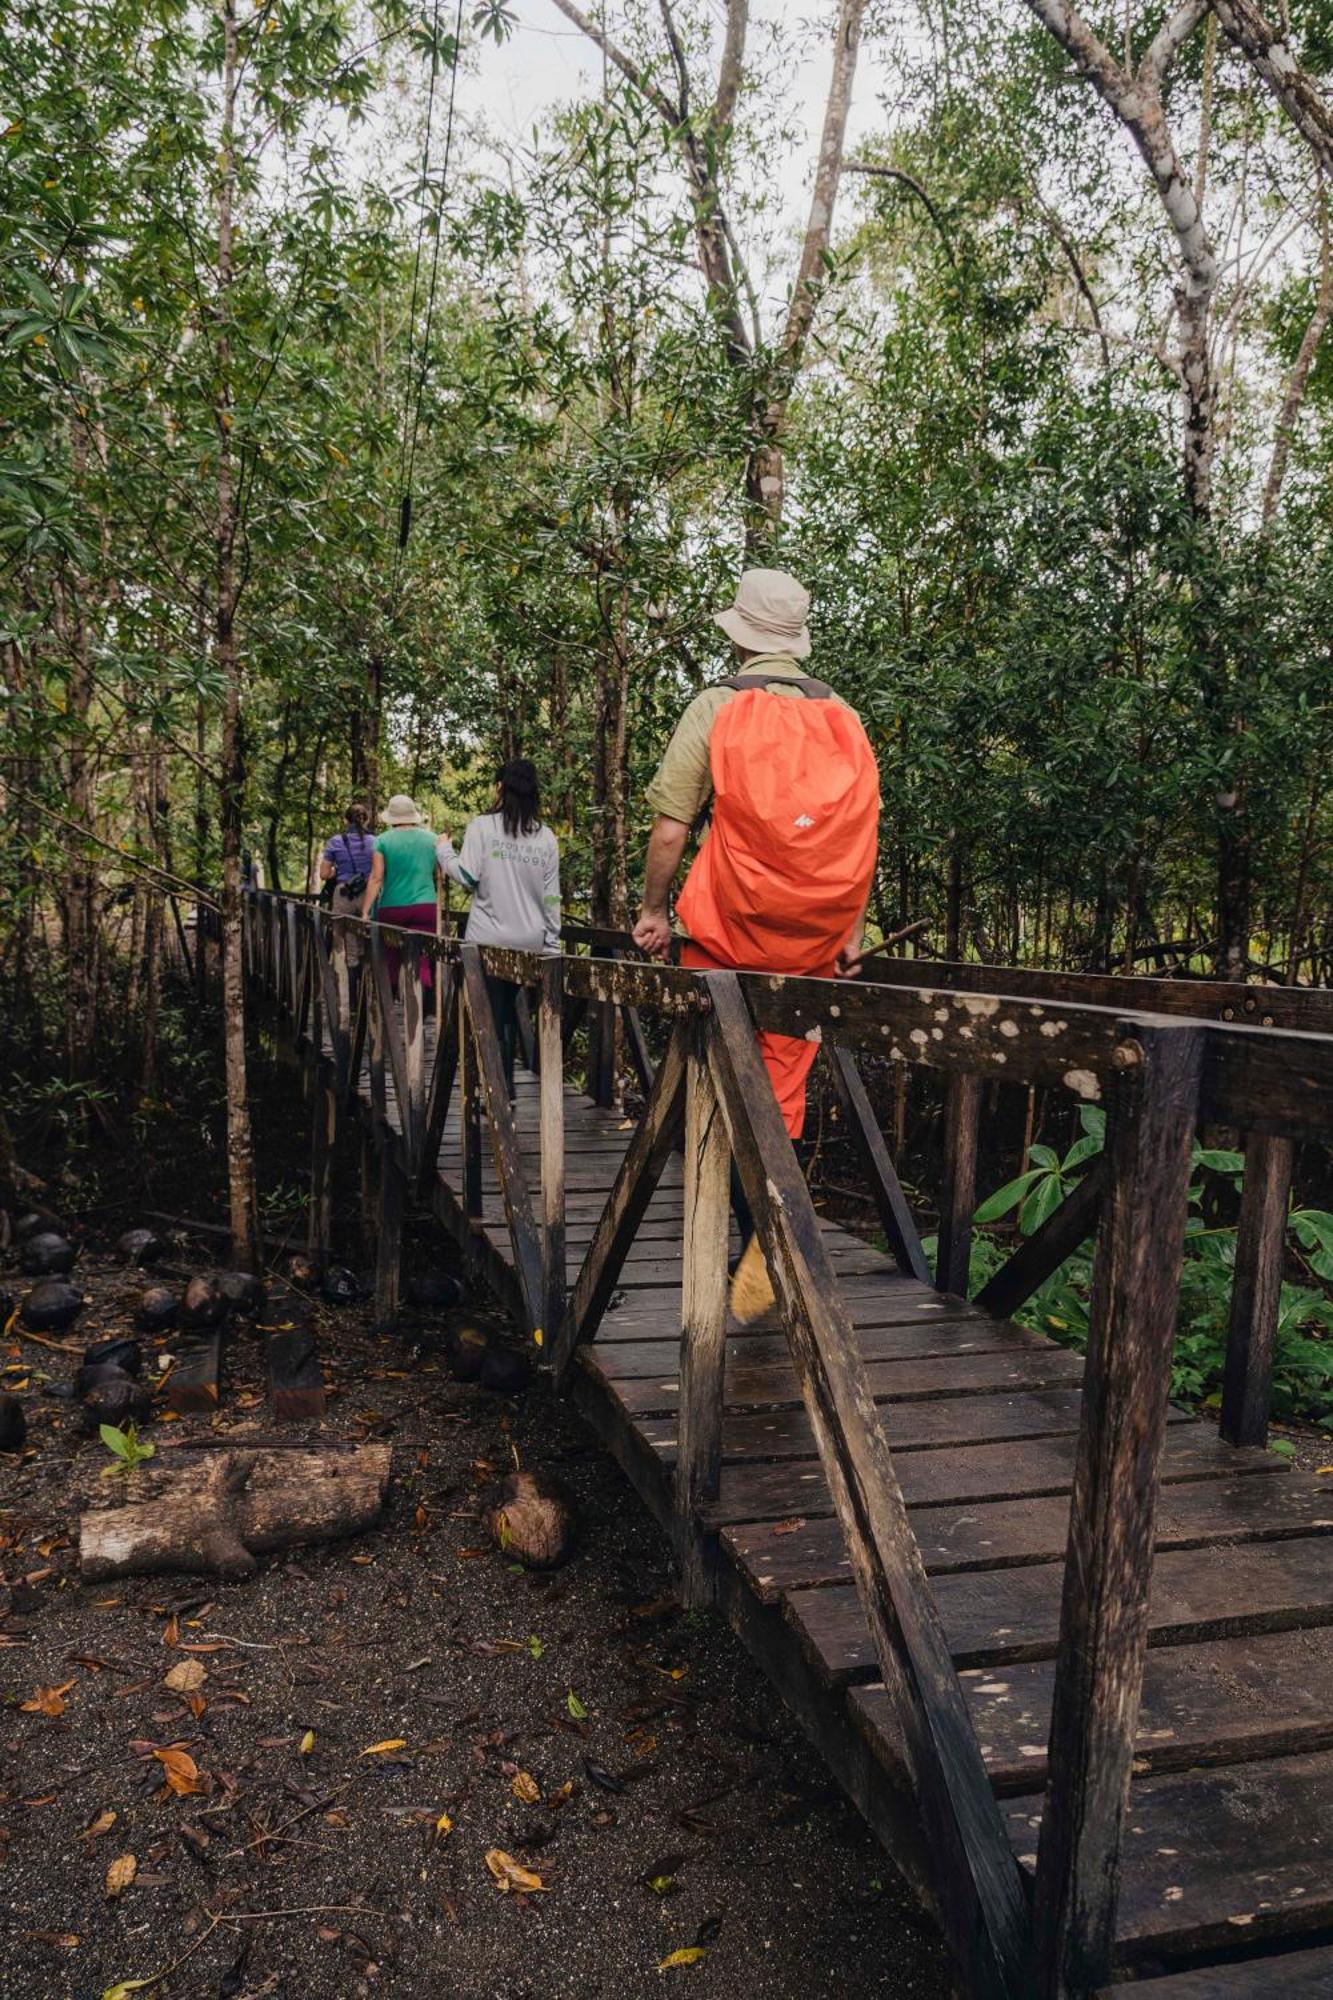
632, 908, 673, 961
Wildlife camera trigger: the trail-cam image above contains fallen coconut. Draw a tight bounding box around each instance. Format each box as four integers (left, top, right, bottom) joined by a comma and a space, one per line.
81, 1369, 154, 1432
445, 1322, 489, 1383
486, 1469, 576, 1570
320, 1265, 362, 1308
78, 1337, 143, 1391
217, 1270, 266, 1316
20, 1232, 77, 1277
22, 1278, 84, 1334
116, 1227, 163, 1268
135, 1285, 179, 1333
405, 1268, 463, 1312
180, 1276, 226, 1330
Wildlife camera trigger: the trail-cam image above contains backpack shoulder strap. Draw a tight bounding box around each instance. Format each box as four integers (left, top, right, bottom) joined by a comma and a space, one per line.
718, 673, 834, 700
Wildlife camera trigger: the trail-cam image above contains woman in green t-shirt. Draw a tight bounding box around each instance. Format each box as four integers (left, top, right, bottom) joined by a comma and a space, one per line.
361, 794, 439, 990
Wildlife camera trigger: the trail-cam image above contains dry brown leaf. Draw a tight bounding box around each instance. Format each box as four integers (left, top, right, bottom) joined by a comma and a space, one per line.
484, 1848, 547, 1894
20, 1680, 74, 1718
153, 1746, 205, 1797
79, 1808, 117, 1841
161, 1615, 178, 1647
104, 1853, 137, 1900
360, 1739, 407, 1757
511, 1771, 541, 1806
163, 1659, 206, 1695
772, 1517, 806, 1536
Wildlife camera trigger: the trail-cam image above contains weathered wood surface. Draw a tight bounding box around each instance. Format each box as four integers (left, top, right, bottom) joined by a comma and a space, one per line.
1222, 1130, 1295, 1448
79, 1444, 391, 1579
248, 899, 1333, 1997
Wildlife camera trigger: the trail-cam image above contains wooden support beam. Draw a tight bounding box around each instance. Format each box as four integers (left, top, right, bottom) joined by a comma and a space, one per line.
1221, 1132, 1295, 1448
937, 1072, 981, 1298
551, 1025, 688, 1387
373, 1155, 407, 1331
308, 1082, 336, 1260
367, 927, 412, 1153
704, 973, 1028, 2000
514, 986, 538, 1074
675, 1034, 730, 1609
461, 945, 542, 1335
621, 1003, 655, 1096
826, 1045, 930, 1283
539, 957, 567, 1354
1031, 1023, 1205, 1998
460, 985, 483, 1220
974, 1158, 1109, 1322
417, 970, 458, 1197
586, 996, 616, 1107
401, 937, 427, 1170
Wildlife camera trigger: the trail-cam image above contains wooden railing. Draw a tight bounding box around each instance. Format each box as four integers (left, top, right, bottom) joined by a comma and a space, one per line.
240, 890, 1333, 2000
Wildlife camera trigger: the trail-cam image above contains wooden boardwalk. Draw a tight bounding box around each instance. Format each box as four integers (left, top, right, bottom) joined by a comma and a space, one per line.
429, 1073, 1333, 1992
245, 892, 1333, 1997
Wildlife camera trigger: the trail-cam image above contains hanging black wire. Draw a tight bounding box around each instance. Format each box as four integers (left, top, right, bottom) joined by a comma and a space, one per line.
390, 0, 465, 606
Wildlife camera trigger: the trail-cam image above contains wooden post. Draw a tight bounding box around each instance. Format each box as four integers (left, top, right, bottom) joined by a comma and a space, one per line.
539, 957, 566, 1355
358, 1128, 376, 1260
1220, 1131, 1294, 1448
460, 983, 483, 1220
308, 1082, 336, 1260
1031, 1024, 1204, 1998
675, 1032, 730, 1608
401, 938, 426, 1171
373, 1155, 406, 1332
936, 1071, 981, 1297
826, 1044, 930, 1283
704, 974, 1028, 2000
460, 945, 543, 1334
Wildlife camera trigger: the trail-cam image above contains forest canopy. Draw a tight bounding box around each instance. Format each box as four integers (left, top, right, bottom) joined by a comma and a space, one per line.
4, 0, 1333, 1101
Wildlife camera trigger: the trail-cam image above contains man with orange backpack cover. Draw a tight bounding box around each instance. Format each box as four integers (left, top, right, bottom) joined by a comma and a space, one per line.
632, 568, 881, 1321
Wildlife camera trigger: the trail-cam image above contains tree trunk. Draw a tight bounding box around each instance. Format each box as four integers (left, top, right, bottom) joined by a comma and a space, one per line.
216, 0, 259, 1268
79, 1444, 392, 1580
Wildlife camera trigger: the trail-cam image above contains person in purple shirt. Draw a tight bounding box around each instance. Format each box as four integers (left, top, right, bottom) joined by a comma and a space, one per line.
318, 803, 376, 966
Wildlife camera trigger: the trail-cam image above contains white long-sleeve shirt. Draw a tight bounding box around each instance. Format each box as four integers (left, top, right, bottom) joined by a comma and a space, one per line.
437, 814, 561, 954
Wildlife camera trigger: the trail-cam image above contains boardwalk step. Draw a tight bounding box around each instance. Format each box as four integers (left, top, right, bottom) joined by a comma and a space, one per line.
1005, 1749, 1333, 1965
1095, 1942, 1333, 1994
723, 1471, 1333, 1592
610, 1346, 1087, 1416
591, 1319, 1048, 1376
853, 1625, 1333, 1789
788, 1535, 1333, 1681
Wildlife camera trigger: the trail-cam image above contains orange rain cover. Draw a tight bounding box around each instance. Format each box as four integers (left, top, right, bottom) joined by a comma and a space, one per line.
676, 688, 880, 973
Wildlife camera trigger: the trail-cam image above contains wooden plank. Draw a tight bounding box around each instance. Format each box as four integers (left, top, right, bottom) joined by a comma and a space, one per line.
267, 1323, 327, 1423
1033, 1022, 1204, 1998
307, 1081, 336, 1259
707, 1430, 1283, 1526
593, 1317, 1049, 1377
1092, 1943, 1333, 1996
630, 1385, 1173, 1464
974, 1158, 1108, 1320
367, 924, 412, 1145
724, 1471, 1333, 1595
539, 956, 566, 1352
948, 1625, 1333, 1791
1011, 1750, 1333, 1963
786, 1535, 1333, 1683
612, 1346, 1087, 1419
373, 1154, 406, 1331
826, 1044, 930, 1282
675, 1036, 730, 1607
703, 970, 1028, 2000
417, 972, 458, 1196
1222, 1131, 1295, 1448
460, 985, 482, 1219
167, 1335, 223, 1416
551, 1024, 688, 1386
461, 945, 542, 1335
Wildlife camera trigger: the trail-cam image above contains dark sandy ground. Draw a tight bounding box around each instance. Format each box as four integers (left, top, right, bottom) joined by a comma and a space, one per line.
0, 1242, 952, 2000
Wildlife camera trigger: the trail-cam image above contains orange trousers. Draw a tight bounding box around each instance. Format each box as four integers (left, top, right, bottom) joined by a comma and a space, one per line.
682, 940, 830, 1140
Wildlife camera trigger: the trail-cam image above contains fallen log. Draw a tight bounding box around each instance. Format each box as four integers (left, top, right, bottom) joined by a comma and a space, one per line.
79, 1443, 391, 1580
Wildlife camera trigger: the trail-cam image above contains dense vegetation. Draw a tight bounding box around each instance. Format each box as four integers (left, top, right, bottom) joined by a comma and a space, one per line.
2, 1, 1331, 1408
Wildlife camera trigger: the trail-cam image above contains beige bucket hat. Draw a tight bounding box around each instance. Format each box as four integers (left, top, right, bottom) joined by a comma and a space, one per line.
380, 794, 427, 826
713, 567, 812, 660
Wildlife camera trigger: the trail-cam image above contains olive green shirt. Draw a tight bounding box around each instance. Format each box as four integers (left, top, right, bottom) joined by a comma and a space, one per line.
644, 652, 851, 826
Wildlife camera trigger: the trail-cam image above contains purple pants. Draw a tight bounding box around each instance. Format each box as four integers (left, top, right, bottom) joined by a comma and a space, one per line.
376, 903, 437, 991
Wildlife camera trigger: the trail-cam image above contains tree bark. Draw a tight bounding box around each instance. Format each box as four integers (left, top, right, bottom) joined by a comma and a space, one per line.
79, 1444, 392, 1580
216, 0, 260, 1267
1263, 183, 1332, 523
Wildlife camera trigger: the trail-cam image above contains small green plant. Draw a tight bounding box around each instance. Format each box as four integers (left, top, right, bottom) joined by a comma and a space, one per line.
99, 1421, 155, 1474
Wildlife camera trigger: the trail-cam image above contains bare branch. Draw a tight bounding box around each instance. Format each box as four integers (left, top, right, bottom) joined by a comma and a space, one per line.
713, 0, 749, 136
1139, 0, 1209, 87
780, 0, 869, 365
844, 160, 957, 264
1211, 0, 1333, 178
657, 0, 691, 120
1264, 180, 1333, 521
546, 0, 681, 126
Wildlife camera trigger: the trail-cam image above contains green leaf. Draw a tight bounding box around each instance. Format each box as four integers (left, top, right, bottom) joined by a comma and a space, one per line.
566, 1690, 587, 1720
100, 1423, 132, 1461
974, 1169, 1044, 1224
1194, 1148, 1245, 1175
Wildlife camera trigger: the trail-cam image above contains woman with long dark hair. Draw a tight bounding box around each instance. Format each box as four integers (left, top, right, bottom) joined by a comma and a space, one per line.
437, 759, 560, 1092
